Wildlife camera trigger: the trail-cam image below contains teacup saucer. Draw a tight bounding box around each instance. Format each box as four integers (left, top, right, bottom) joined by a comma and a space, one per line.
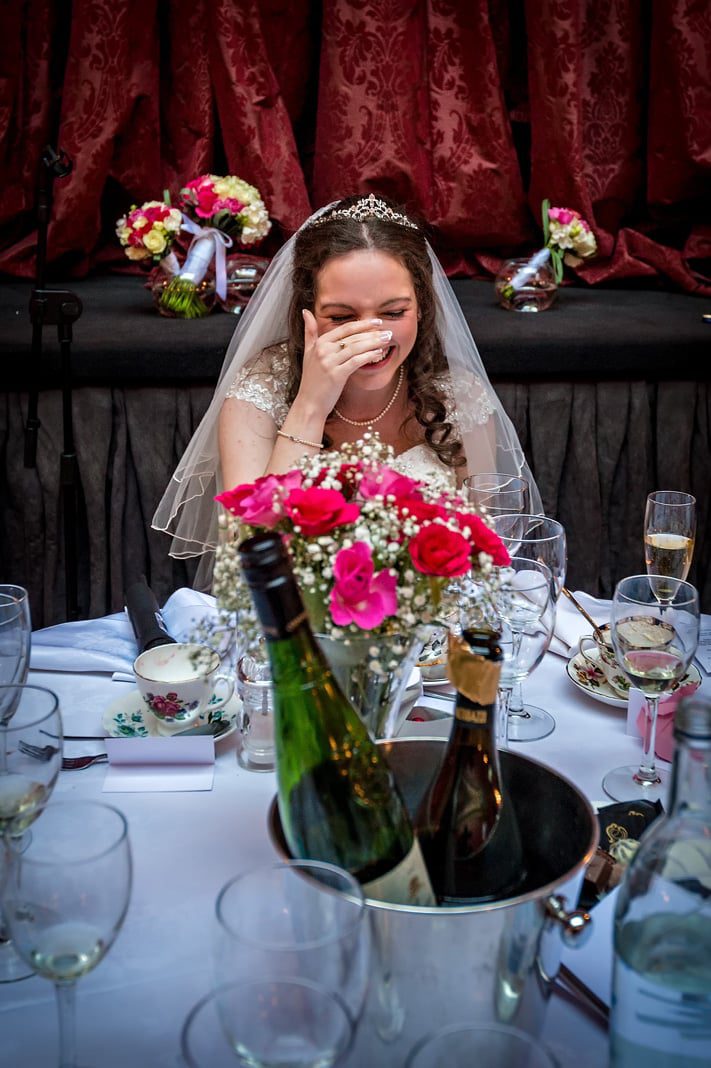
103, 687, 241, 739
566, 649, 701, 709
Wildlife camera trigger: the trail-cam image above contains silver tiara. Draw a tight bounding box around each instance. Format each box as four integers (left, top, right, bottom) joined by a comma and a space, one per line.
314, 194, 419, 230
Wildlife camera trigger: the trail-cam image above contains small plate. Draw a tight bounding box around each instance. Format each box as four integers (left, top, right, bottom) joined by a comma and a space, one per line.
566, 650, 701, 709
103, 687, 241, 739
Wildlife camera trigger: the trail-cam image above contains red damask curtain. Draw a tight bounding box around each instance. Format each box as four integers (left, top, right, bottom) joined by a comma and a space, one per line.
1, 0, 709, 291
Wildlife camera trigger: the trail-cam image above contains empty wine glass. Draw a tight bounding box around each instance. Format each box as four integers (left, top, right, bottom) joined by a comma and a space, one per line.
492, 515, 566, 738
0, 684, 62, 983
182, 980, 354, 1068
602, 575, 699, 802
0, 586, 32, 723
644, 490, 696, 602
214, 861, 370, 1036
495, 560, 555, 744
405, 1021, 559, 1068
464, 473, 530, 518
2, 800, 132, 1066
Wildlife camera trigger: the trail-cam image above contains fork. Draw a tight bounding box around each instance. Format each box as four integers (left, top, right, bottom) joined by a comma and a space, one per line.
18, 740, 59, 762
62, 753, 108, 770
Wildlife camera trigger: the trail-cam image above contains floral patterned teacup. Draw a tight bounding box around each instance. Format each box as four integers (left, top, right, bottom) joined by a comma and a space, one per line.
577, 625, 629, 697
134, 642, 234, 734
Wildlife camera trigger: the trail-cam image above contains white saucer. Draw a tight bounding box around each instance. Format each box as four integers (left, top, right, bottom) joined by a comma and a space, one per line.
566, 649, 701, 709
103, 687, 241, 739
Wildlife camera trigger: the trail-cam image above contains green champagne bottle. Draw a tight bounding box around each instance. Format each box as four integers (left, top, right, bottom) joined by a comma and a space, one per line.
416, 628, 527, 904
239, 531, 435, 906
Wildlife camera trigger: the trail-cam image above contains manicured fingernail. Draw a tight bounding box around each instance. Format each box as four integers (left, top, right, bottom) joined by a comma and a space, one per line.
369, 318, 383, 325
379, 330, 392, 342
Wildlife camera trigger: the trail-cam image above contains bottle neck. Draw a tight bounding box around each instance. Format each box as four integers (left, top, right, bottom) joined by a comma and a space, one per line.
453, 692, 497, 736
668, 738, 711, 817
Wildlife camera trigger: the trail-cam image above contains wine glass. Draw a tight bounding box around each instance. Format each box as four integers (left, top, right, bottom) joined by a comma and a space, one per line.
494, 559, 555, 744
214, 860, 370, 1018
0, 684, 62, 983
405, 1022, 559, 1068
644, 490, 696, 602
492, 515, 567, 738
464, 473, 529, 518
602, 575, 699, 802
0, 586, 32, 722
2, 800, 132, 1067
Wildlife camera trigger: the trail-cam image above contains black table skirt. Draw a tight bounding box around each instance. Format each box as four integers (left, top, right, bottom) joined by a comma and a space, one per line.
1, 276, 709, 625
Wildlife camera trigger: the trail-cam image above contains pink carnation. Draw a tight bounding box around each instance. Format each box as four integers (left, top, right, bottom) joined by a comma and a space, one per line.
330, 542, 397, 629
548, 206, 579, 226
359, 466, 421, 500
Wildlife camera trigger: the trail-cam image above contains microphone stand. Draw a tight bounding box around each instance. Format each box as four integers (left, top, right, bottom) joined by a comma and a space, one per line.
25, 146, 83, 621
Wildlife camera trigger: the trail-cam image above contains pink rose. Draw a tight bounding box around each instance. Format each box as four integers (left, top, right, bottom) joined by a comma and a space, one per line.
408, 524, 472, 577
283, 487, 359, 536
359, 466, 420, 500
549, 206, 579, 225
454, 512, 510, 566
397, 496, 447, 524
216, 470, 302, 528
330, 542, 397, 629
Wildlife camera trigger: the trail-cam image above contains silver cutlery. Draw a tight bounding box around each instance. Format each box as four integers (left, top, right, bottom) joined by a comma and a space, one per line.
61, 753, 108, 770
561, 587, 604, 640
18, 740, 59, 762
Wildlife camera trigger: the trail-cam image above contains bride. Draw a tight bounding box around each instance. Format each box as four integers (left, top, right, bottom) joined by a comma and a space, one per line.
153, 193, 540, 578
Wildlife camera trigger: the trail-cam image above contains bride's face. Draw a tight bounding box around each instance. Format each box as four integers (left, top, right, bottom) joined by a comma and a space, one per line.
313, 249, 419, 392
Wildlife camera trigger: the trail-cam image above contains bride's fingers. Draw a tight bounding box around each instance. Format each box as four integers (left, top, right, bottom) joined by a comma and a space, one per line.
334, 329, 392, 362
302, 309, 319, 350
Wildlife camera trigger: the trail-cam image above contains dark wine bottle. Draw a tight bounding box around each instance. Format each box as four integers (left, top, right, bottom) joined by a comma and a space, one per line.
416, 628, 526, 905
238, 531, 435, 906
124, 577, 176, 654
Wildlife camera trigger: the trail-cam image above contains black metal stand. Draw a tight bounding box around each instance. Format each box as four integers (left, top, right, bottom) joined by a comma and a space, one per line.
24, 146, 83, 622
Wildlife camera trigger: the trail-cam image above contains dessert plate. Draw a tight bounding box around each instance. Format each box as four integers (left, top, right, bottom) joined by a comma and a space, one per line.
566, 650, 701, 709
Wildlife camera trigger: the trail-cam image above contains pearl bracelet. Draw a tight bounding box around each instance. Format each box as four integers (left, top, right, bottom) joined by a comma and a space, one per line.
276, 429, 323, 450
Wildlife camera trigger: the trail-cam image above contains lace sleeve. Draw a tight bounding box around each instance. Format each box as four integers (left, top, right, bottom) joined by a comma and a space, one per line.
438, 372, 495, 431
224, 343, 291, 427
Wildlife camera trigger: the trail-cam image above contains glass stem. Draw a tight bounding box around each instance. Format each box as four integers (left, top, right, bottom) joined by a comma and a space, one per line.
497, 687, 512, 749
508, 679, 525, 715
55, 981, 78, 1068
636, 696, 661, 784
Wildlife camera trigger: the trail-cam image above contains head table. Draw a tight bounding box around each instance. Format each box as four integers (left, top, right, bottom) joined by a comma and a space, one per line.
2, 596, 708, 1068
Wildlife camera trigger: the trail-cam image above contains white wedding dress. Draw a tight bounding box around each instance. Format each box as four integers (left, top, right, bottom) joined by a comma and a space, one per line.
225, 342, 496, 490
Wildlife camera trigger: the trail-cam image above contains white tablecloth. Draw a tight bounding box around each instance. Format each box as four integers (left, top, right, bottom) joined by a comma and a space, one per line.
2, 611, 709, 1067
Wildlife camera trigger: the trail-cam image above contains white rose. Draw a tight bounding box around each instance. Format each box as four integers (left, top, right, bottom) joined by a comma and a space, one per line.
125, 246, 151, 261
143, 229, 167, 254
573, 228, 597, 258
548, 219, 575, 250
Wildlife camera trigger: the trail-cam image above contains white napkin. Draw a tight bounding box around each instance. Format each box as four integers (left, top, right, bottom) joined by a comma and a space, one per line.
30, 589, 218, 676
550, 591, 611, 659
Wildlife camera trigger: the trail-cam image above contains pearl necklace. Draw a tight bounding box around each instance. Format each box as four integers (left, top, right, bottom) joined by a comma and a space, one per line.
333, 366, 405, 428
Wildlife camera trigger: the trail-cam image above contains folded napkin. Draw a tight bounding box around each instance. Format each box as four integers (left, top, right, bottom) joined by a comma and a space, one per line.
550, 591, 611, 658
31, 588, 217, 676
634, 679, 702, 762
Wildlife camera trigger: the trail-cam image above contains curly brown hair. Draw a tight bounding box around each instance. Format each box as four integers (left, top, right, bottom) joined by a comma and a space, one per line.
284, 194, 465, 470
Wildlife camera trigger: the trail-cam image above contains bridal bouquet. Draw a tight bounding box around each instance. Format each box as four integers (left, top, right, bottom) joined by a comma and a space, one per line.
212, 435, 509, 645
542, 199, 597, 283
115, 201, 183, 268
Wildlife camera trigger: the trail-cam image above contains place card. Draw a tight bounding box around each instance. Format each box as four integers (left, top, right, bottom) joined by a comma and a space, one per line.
102, 736, 215, 793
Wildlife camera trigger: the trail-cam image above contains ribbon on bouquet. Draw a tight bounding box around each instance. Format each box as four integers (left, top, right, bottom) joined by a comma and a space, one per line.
179, 215, 234, 299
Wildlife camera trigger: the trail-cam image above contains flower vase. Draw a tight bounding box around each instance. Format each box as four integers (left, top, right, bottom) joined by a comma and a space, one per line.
315, 630, 425, 740
494, 250, 557, 312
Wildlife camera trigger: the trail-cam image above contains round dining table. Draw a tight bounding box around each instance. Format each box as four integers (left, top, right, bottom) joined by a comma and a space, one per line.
2, 596, 708, 1068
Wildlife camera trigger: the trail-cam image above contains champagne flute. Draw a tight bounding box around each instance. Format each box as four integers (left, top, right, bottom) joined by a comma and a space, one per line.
2, 800, 132, 1067
495, 560, 555, 744
644, 490, 696, 602
0, 586, 32, 724
602, 575, 699, 802
0, 684, 62, 983
491, 515, 566, 739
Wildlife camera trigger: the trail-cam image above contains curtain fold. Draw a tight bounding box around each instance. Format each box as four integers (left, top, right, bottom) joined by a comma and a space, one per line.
0, 0, 708, 291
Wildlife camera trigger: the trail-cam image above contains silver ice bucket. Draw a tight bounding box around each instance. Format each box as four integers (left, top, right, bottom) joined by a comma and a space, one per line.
268, 737, 598, 1065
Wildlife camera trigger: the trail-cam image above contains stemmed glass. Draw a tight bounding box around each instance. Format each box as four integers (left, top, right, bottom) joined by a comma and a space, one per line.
2, 800, 132, 1067
0, 684, 62, 983
644, 490, 696, 601
602, 575, 699, 802
186, 860, 371, 1068
495, 560, 555, 745
0, 586, 32, 721
492, 515, 567, 739
464, 473, 530, 518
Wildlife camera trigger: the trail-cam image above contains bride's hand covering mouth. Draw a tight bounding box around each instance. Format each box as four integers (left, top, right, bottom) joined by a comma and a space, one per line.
298, 309, 393, 418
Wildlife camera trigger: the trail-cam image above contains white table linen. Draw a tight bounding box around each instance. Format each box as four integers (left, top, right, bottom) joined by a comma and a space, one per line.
3, 599, 709, 1067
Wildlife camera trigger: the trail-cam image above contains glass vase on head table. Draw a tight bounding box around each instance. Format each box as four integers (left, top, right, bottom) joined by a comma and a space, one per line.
644, 490, 696, 603
610, 695, 711, 1068
238, 530, 435, 907
415, 627, 527, 905
0, 685, 63, 983
3, 800, 131, 1068
602, 575, 700, 804
490, 515, 566, 741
